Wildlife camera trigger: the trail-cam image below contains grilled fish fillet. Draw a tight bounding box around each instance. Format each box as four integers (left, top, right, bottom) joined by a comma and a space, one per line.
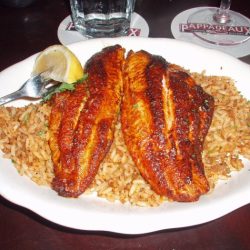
121, 50, 214, 202
49, 45, 125, 197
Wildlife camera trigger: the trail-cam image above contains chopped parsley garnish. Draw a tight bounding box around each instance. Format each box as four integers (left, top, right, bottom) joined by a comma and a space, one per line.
42, 74, 88, 102
37, 130, 46, 137
133, 103, 139, 109
22, 113, 30, 123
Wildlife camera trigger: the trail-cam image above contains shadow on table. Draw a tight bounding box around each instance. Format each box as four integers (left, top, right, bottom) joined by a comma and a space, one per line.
0, 194, 204, 238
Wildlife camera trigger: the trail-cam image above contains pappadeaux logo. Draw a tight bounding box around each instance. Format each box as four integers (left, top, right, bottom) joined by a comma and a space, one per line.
66, 22, 141, 36
179, 23, 250, 36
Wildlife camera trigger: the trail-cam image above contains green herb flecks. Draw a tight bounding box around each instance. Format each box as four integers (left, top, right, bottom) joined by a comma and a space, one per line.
37, 130, 46, 137
11, 159, 16, 164
75, 74, 88, 84
42, 74, 88, 102
133, 103, 139, 109
22, 113, 30, 124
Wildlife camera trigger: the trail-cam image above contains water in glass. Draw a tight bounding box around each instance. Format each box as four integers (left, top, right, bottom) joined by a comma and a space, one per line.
70, 0, 135, 38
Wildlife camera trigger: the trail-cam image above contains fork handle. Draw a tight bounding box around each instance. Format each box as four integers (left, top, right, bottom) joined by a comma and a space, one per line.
0, 90, 24, 106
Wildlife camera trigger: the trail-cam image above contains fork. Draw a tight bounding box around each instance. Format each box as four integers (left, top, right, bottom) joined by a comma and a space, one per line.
0, 74, 58, 105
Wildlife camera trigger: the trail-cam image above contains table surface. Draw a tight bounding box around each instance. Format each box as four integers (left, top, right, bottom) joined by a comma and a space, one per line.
0, 0, 249, 249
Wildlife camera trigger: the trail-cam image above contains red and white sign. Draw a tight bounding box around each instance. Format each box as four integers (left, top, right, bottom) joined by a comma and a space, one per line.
180, 23, 250, 36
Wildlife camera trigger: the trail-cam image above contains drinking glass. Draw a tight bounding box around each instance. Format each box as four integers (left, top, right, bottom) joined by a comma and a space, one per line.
70, 0, 136, 38
187, 0, 250, 45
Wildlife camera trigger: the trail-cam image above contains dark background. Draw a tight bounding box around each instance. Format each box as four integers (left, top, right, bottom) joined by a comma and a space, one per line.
0, 0, 249, 249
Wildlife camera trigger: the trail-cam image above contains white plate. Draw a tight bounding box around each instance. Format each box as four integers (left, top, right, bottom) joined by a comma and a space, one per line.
0, 37, 250, 234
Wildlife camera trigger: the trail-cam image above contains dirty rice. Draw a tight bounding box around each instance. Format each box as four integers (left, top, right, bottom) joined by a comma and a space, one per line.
0, 73, 249, 207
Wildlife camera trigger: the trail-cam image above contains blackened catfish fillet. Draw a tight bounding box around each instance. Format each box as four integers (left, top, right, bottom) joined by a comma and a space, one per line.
121, 50, 214, 202
49, 45, 125, 197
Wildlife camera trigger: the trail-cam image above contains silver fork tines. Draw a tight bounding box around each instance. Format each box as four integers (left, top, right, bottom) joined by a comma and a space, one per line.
0, 74, 58, 106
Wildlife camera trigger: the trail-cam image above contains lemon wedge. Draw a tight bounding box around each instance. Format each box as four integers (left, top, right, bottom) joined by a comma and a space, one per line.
32, 45, 83, 83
